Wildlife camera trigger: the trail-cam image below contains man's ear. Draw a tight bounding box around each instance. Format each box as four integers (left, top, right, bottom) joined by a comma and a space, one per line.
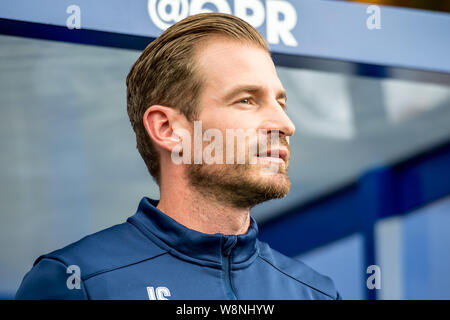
142, 105, 185, 152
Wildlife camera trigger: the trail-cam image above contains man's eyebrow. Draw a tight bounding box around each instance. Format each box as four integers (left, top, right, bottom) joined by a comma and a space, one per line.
223, 85, 288, 103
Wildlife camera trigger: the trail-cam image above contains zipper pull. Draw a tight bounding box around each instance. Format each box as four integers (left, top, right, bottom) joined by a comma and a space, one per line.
222, 236, 237, 256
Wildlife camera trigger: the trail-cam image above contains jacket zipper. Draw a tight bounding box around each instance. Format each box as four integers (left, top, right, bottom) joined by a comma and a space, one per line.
222, 236, 237, 300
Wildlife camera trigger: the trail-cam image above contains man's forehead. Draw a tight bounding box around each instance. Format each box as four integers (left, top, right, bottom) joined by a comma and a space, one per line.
194, 35, 264, 57
194, 36, 271, 72
193, 37, 283, 95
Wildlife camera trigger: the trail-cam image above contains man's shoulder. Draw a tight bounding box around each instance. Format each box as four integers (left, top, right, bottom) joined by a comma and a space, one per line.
16, 219, 167, 299
256, 240, 340, 300
35, 220, 167, 280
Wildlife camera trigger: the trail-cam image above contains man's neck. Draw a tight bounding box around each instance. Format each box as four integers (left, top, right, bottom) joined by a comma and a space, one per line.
157, 180, 251, 235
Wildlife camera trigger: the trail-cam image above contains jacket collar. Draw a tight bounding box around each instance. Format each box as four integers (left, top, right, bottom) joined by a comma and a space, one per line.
128, 197, 259, 268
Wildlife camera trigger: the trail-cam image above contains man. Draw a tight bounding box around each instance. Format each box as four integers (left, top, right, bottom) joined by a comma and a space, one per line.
16, 13, 340, 300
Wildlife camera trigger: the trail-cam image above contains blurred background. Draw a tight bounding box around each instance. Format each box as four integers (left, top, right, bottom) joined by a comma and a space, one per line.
1, 0, 449, 299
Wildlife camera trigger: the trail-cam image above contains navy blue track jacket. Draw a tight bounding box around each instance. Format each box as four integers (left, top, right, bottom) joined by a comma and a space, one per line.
16, 197, 340, 300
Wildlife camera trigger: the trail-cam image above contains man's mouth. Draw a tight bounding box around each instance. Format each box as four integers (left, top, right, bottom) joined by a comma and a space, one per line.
255, 148, 288, 164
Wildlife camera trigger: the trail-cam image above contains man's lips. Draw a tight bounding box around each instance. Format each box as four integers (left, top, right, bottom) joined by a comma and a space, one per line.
256, 148, 289, 162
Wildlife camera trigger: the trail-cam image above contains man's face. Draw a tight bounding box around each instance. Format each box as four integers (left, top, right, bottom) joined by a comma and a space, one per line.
185, 36, 296, 208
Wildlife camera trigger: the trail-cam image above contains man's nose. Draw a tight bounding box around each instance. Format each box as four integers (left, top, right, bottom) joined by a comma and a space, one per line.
262, 100, 296, 137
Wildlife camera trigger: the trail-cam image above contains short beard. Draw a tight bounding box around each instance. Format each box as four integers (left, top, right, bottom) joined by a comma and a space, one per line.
186, 161, 291, 209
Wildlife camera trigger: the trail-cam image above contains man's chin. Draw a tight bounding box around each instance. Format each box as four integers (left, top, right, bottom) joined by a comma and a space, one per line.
248, 170, 291, 200
229, 172, 291, 208
187, 163, 291, 209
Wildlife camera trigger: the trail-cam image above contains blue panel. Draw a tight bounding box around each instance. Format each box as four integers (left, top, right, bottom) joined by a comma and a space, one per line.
1, 0, 450, 73
391, 143, 450, 213
259, 140, 450, 300
259, 184, 360, 256
296, 233, 365, 300
403, 198, 450, 299
260, 140, 450, 256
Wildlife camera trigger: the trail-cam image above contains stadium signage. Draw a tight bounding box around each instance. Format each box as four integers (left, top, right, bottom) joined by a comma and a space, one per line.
147, 0, 298, 47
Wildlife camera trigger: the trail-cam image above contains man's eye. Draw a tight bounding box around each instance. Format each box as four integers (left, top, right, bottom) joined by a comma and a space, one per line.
240, 98, 250, 104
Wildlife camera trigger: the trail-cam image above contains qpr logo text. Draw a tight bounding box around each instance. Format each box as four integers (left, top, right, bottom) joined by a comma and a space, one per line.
148, 0, 298, 47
